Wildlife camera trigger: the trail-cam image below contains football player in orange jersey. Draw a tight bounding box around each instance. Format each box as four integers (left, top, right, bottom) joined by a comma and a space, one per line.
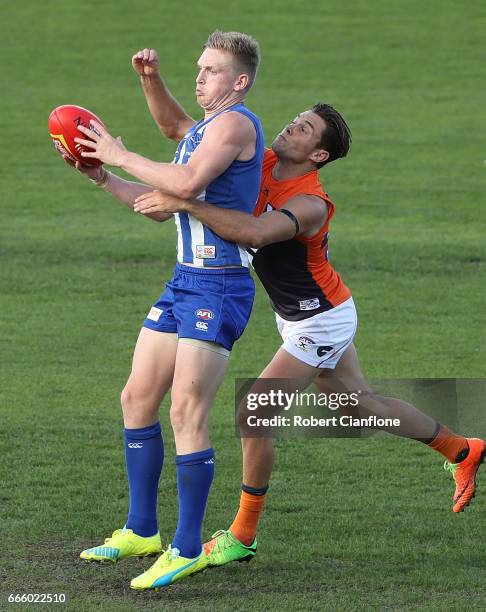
134, 103, 485, 565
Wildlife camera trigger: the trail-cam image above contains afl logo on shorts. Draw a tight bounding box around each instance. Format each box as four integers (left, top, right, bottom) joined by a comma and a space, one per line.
195, 309, 214, 320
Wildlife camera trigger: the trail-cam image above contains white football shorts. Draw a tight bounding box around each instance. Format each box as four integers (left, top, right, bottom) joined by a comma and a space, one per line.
276, 297, 358, 369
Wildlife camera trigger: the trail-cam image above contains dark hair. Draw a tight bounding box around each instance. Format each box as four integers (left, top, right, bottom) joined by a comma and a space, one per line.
311, 102, 352, 168
203, 31, 260, 90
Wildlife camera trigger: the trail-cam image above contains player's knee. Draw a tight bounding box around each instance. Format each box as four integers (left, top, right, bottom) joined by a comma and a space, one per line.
235, 403, 249, 431
120, 384, 135, 413
169, 396, 208, 436
120, 384, 157, 422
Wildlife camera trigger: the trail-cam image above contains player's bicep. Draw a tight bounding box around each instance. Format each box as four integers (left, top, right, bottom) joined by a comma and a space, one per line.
183, 114, 252, 195
187, 139, 242, 189
283, 196, 328, 235
254, 210, 300, 246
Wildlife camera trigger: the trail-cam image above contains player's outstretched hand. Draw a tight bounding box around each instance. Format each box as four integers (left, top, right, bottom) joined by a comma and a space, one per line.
133, 190, 186, 215
132, 49, 160, 77
62, 155, 104, 181
75, 121, 127, 167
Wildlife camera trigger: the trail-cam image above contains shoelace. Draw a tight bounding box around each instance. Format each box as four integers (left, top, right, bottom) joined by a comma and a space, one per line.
152, 546, 181, 569
98, 528, 137, 549
103, 529, 124, 545
210, 530, 234, 551
444, 460, 469, 494
443, 460, 457, 474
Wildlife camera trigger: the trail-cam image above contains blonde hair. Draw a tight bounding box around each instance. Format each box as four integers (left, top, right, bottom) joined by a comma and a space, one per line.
203, 30, 260, 89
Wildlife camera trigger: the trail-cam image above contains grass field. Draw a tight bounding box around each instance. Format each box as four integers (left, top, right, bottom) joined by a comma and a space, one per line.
1, 0, 486, 609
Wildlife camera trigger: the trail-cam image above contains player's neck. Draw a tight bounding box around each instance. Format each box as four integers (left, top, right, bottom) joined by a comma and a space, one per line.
272, 159, 316, 181
203, 94, 245, 119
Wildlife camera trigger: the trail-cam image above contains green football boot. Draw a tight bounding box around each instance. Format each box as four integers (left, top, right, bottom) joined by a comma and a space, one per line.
203, 530, 257, 566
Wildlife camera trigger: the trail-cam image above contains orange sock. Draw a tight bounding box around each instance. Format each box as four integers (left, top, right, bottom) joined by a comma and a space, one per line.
428, 425, 469, 463
229, 490, 266, 546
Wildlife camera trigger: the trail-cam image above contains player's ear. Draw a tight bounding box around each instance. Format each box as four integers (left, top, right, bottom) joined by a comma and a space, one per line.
310, 148, 329, 165
234, 73, 249, 91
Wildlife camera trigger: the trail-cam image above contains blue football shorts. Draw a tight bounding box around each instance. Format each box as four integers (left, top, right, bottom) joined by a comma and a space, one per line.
143, 263, 255, 351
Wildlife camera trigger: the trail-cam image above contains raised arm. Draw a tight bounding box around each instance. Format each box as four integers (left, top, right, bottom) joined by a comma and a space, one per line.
132, 48, 196, 142
133, 191, 328, 246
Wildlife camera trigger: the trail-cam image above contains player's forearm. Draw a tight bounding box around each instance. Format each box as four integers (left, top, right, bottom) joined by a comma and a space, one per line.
119, 152, 198, 198
103, 172, 172, 222
182, 200, 261, 247
140, 74, 192, 140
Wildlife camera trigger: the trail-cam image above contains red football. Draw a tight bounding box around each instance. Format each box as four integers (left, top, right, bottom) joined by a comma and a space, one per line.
48, 104, 106, 167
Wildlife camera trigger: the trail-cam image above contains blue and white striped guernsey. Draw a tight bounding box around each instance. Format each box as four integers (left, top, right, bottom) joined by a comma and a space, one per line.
172, 103, 264, 267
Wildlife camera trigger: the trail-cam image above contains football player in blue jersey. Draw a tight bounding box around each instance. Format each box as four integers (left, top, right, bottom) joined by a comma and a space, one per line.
66, 31, 264, 589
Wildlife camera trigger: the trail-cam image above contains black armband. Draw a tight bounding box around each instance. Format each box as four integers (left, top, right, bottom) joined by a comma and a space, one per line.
278, 208, 300, 236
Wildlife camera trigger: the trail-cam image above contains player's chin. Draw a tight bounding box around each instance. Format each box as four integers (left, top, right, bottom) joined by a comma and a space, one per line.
271, 138, 282, 154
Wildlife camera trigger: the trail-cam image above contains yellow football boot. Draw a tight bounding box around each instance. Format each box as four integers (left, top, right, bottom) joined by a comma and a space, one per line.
80, 528, 162, 562
130, 545, 207, 589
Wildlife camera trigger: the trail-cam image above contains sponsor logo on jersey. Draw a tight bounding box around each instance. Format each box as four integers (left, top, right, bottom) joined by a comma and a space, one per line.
128, 442, 143, 449
296, 336, 316, 352
195, 245, 216, 259
299, 298, 320, 311
196, 321, 209, 331
147, 306, 163, 322
195, 309, 214, 320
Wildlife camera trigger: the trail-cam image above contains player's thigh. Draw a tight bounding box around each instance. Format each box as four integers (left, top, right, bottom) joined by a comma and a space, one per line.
260, 347, 319, 385
236, 348, 319, 433
170, 340, 229, 421
315, 343, 371, 393
123, 328, 178, 406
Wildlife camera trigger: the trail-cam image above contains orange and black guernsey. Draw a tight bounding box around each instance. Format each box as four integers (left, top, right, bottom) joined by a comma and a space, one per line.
251, 149, 351, 321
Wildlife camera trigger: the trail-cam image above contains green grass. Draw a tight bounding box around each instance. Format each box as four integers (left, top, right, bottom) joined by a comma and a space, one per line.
1, 0, 486, 609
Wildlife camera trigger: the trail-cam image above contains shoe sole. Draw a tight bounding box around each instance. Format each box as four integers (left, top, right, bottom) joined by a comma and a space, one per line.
206, 551, 256, 568
237, 552, 256, 563
453, 446, 486, 513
